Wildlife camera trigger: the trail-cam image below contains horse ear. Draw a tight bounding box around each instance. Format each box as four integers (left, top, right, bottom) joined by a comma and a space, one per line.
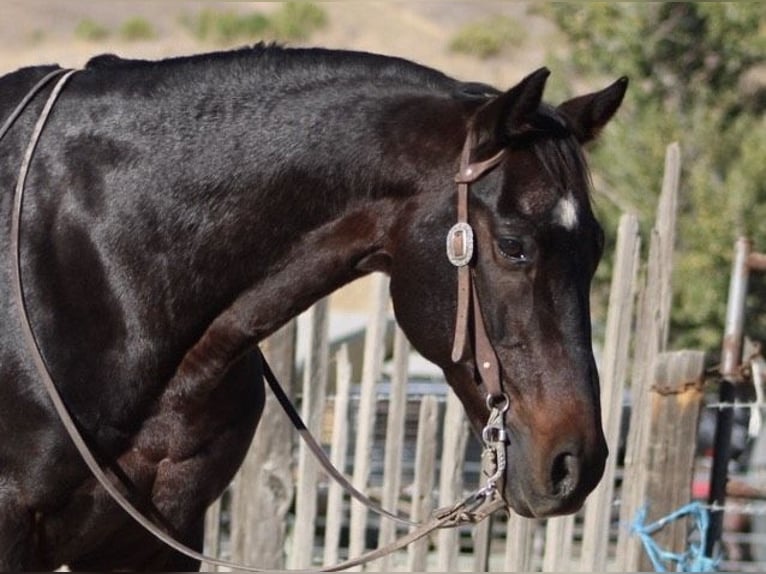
473, 67, 551, 145
556, 77, 629, 143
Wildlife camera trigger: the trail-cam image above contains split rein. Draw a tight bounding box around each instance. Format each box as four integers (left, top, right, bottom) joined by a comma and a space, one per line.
6, 68, 511, 571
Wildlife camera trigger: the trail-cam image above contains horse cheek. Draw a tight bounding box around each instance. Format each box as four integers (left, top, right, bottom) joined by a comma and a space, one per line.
388, 238, 455, 370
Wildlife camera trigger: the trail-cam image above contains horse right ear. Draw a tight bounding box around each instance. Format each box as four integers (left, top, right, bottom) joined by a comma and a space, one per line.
472, 67, 551, 148
556, 77, 628, 143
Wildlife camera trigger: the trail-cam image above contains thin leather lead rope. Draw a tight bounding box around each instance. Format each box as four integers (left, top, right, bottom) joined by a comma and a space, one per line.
10, 68, 231, 569
260, 354, 416, 526
9, 68, 278, 573
0, 68, 69, 142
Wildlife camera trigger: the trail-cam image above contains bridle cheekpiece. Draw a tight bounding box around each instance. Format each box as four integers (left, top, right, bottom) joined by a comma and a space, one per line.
447, 129, 512, 497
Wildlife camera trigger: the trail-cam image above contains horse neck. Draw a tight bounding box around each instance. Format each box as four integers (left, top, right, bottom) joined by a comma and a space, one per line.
153, 82, 470, 403
147, 79, 466, 345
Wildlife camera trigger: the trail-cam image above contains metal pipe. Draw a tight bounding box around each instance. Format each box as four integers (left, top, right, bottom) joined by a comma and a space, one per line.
706, 237, 752, 557
721, 237, 752, 380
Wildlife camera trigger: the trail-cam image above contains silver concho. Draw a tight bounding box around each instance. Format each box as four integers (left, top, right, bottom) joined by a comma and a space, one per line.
446, 222, 474, 267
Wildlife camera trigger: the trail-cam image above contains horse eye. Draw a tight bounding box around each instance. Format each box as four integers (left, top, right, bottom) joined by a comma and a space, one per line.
497, 237, 527, 262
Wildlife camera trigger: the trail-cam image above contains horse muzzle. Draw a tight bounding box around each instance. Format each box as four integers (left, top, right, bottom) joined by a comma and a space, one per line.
501, 426, 608, 518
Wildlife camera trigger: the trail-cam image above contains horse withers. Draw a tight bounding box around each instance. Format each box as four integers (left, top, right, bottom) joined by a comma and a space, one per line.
0, 45, 626, 570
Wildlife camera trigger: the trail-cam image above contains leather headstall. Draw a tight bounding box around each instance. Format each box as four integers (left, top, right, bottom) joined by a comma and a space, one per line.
447, 129, 508, 407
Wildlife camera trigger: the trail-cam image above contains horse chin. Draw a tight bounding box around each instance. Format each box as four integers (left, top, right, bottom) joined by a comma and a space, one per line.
503, 488, 535, 518
502, 480, 587, 519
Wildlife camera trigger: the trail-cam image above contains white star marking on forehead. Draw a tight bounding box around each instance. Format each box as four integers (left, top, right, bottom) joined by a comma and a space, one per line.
553, 193, 579, 230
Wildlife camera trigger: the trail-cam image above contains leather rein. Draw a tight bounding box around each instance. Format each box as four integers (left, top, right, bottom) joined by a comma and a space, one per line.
6, 69, 510, 571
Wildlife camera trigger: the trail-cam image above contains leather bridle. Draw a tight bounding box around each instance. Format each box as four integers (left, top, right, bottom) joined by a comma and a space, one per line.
5, 69, 510, 571
448, 129, 509, 407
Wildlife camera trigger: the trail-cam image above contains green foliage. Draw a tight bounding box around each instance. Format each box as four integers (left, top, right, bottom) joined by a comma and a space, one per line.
75, 18, 110, 42
75, 17, 160, 43
182, 10, 270, 43
119, 17, 156, 42
547, 3, 766, 352
271, 2, 327, 41
449, 16, 527, 59
182, 2, 326, 44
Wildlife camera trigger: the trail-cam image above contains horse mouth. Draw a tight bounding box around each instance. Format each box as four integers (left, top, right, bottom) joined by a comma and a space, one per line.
503, 482, 590, 519
501, 438, 607, 518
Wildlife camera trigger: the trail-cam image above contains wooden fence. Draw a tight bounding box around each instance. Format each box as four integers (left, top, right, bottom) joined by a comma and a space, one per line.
201, 143, 712, 572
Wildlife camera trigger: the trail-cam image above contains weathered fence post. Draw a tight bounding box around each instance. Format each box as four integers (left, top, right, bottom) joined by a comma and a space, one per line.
616, 142, 681, 571
201, 497, 222, 572
472, 512, 493, 572
324, 344, 353, 567
374, 326, 411, 571
226, 319, 297, 569
407, 395, 439, 572
636, 350, 706, 571
579, 213, 641, 571
348, 273, 390, 567
504, 514, 538, 572
706, 237, 753, 557
436, 392, 470, 572
542, 516, 574, 572
289, 299, 331, 569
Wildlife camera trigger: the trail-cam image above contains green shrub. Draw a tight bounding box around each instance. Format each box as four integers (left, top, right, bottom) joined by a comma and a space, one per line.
75, 19, 109, 42
272, 1, 327, 41
181, 2, 327, 44
119, 17, 157, 42
183, 9, 270, 43
547, 3, 766, 351
449, 16, 526, 59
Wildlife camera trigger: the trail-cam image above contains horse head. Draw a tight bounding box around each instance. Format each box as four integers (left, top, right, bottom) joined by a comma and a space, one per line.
388, 69, 627, 517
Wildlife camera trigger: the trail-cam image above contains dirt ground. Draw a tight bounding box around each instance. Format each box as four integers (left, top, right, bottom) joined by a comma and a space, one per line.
0, 0, 556, 311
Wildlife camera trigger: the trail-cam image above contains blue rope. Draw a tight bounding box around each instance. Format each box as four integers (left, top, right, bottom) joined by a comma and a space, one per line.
631, 502, 720, 572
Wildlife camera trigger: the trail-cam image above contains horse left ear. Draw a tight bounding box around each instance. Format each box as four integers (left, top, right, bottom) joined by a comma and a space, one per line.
473, 67, 551, 147
557, 77, 629, 143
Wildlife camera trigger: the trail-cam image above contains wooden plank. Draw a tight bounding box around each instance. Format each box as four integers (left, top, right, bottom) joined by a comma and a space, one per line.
542, 516, 574, 573
638, 350, 705, 571
616, 142, 681, 571
323, 345, 352, 566
228, 319, 297, 569
289, 299, 330, 569
201, 496, 221, 572
348, 273, 391, 568
436, 392, 470, 572
655, 143, 681, 351
504, 513, 538, 572
407, 395, 439, 572
374, 326, 411, 571
472, 513, 492, 572
579, 213, 641, 571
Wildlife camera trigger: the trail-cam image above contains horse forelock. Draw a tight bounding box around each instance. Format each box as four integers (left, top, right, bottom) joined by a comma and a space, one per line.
525, 104, 593, 206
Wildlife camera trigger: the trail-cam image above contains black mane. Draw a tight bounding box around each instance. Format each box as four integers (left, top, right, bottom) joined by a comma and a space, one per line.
82, 43, 505, 105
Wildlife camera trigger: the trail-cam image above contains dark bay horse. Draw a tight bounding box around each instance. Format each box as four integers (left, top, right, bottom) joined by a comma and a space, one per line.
0, 45, 626, 570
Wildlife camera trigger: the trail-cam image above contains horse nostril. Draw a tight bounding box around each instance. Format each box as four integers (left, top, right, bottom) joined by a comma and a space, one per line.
550, 451, 580, 498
